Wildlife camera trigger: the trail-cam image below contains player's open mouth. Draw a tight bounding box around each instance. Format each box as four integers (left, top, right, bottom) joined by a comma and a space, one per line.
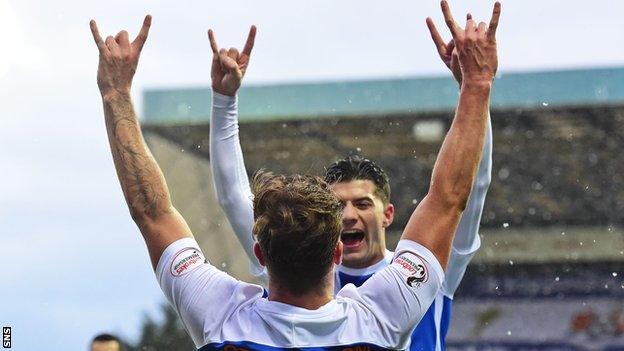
341, 230, 365, 248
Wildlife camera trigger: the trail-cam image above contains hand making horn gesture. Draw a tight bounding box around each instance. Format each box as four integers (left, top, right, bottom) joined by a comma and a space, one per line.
89, 15, 152, 99
429, 1, 501, 87
208, 26, 257, 96
426, 13, 476, 86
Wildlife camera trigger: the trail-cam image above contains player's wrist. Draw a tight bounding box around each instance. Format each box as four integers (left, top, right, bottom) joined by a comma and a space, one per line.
101, 89, 131, 104
212, 84, 238, 97
212, 91, 238, 109
460, 79, 492, 92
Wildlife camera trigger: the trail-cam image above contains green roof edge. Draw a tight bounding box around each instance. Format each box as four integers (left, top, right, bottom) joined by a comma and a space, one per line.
143, 66, 624, 124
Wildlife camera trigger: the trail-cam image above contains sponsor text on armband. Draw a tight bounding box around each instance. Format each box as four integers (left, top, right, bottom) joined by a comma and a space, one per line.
171, 248, 206, 277
392, 252, 428, 288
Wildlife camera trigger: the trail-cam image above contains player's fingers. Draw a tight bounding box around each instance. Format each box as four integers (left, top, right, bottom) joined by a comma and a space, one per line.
425, 17, 447, 55
227, 47, 240, 62
116, 30, 130, 50
132, 15, 152, 52
208, 29, 219, 54
488, 2, 501, 40
218, 48, 228, 59
440, 0, 460, 38
467, 13, 473, 21
222, 57, 239, 73
465, 19, 476, 38
239, 56, 250, 75
106, 35, 121, 56
208, 30, 221, 73
89, 20, 108, 53
210, 46, 221, 75
218, 48, 237, 71
477, 22, 487, 38
241, 25, 256, 57
448, 39, 456, 59
106, 35, 118, 47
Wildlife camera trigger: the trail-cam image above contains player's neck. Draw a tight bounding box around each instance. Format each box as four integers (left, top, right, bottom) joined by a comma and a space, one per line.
268, 290, 333, 310
267, 273, 335, 310
341, 250, 386, 270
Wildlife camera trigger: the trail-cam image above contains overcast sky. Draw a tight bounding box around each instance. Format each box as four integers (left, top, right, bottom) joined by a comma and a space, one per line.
0, 0, 623, 349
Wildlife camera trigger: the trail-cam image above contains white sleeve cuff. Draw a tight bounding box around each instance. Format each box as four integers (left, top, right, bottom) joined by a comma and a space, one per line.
212, 91, 237, 109
453, 232, 482, 256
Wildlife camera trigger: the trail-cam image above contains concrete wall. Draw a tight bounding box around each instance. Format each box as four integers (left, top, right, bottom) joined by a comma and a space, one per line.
145, 132, 261, 284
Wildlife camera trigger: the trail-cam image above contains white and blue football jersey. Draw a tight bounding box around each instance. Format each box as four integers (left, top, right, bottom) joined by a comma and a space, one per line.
333, 242, 480, 351
157, 238, 444, 350
209, 93, 492, 351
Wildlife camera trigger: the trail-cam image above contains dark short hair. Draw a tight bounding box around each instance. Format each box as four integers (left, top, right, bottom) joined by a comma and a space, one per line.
324, 155, 391, 204
91, 334, 123, 351
252, 170, 342, 295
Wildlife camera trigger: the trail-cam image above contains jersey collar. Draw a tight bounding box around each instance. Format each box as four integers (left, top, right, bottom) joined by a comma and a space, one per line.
336, 249, 393, 277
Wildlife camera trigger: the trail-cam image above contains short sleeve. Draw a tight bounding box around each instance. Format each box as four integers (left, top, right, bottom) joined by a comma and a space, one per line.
155, 238, 262, 347
343, 239, 444, 348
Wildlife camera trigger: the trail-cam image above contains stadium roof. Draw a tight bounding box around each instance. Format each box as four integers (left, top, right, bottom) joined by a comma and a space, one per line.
143, 66, 624, 124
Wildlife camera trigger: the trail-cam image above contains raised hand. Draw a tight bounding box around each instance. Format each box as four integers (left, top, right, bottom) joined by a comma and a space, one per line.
90, 15, 151, 99
208, 26, 256, 96
437, 1, 500, 86
426, 14, 475, 86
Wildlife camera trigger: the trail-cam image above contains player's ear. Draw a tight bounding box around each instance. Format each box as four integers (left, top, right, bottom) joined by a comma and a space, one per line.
333, 241, 343, 265
382, 203, 394, 228
253, 242, 266, 266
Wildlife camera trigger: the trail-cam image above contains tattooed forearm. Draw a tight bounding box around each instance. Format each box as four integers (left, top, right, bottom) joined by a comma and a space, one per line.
91, 16, 194, 269
103, 93, 172, 220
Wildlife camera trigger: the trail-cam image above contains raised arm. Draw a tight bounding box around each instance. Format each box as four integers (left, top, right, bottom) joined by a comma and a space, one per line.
210, 94, 266, 276
400, 1, 500, 269
90, 16, 192, 269
443, 122, 492, 294
426, 16, 494, 293
207, 27, 268, 281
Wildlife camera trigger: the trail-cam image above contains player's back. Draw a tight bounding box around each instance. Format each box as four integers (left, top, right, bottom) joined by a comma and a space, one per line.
199, 287, 411, 350
157, 238, 443, 350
